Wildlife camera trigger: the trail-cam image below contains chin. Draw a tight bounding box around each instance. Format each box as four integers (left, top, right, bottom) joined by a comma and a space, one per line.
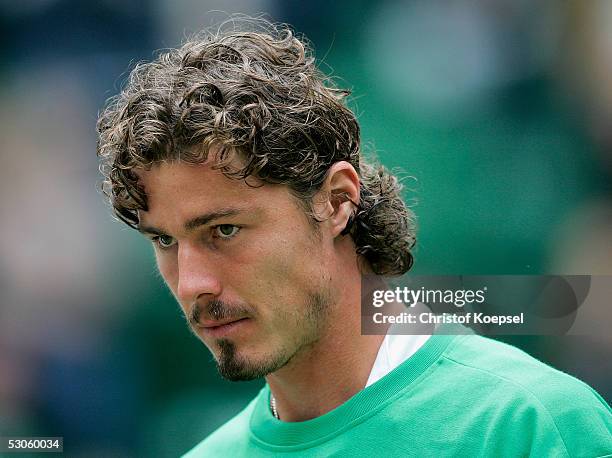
215, 339, 293, 381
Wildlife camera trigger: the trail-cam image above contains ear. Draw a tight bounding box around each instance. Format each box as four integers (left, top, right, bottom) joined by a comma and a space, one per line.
315, 161, 360, 237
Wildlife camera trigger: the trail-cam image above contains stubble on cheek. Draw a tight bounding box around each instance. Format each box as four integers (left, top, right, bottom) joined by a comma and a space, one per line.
204, 289, 332, 381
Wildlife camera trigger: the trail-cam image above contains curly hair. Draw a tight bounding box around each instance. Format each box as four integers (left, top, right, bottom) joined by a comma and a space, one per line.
97, 18, 416, 275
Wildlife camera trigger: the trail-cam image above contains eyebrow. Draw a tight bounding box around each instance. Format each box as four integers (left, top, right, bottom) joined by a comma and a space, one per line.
138, 208, 243, 235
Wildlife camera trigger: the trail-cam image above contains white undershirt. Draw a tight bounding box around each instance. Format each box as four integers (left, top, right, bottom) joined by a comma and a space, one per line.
365, 325, 431, 387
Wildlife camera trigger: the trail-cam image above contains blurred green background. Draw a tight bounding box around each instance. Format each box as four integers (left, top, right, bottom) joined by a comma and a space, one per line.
0, 1, 610, 456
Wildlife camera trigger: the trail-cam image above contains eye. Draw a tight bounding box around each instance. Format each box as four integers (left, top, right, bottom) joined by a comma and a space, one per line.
214, 224, 240, 239
153, 234, 177, 249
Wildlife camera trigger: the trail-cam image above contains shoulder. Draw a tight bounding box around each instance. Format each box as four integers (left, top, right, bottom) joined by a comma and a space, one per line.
442, 335, 607, 406
439, 335, 612, 456
182, 392, 260, 458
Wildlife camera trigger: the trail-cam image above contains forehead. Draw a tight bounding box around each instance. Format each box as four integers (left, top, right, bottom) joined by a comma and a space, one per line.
136, 160, 293, 229
138, 160, 248, 202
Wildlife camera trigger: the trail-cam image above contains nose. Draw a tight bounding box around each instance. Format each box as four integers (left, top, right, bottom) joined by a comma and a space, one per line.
176, 242, 222, 305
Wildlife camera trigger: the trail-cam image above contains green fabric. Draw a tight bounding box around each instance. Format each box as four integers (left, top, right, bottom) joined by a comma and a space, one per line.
184, 335, 612, 457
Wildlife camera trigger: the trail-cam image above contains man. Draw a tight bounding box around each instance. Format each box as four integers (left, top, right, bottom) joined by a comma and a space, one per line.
97, 19, 612, 457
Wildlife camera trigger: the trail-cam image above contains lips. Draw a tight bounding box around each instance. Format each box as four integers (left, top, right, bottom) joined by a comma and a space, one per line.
199, 317, 247, 328
188, 300, 253, 339
196, 316, 251, 338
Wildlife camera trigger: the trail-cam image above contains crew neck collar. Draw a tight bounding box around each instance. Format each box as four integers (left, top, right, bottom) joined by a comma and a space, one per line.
249, 334, 457, 449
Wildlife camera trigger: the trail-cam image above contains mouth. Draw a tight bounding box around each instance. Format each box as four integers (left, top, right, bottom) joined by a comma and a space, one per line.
198, 317, 251, 338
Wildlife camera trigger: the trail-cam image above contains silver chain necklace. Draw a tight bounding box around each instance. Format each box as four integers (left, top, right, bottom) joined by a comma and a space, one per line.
270, 394, 280, 420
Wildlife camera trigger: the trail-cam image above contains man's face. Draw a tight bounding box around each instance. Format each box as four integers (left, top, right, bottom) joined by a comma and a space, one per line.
137, 159, 336, 381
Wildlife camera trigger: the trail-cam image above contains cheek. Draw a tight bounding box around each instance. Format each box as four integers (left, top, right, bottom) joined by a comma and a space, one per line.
246, 232, 326, 301
220, 239, 290, 305
155, 251, 178, 291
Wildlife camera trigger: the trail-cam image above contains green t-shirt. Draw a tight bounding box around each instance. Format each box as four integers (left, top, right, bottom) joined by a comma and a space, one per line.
184, 335, 612, 457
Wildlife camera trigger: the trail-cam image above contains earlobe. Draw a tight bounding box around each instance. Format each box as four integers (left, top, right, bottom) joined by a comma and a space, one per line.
340, 211, 355, 236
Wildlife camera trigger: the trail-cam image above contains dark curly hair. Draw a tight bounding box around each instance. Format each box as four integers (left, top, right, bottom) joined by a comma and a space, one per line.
97, 18, 416, 275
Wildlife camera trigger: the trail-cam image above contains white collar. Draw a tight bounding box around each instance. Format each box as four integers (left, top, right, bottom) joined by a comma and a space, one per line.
365, 324, 431, 387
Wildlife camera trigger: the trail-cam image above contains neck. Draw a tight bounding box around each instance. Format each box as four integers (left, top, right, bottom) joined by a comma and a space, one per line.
265, 271, 386, 422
